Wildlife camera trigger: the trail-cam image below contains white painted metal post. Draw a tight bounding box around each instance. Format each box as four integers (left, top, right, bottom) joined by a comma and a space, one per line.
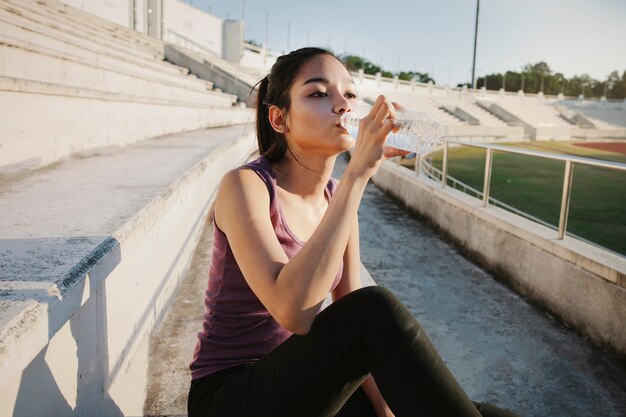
442, 142, 449, 187
558, 160, 574, 239
414, 153, 420, 176
483, 147, 493, 207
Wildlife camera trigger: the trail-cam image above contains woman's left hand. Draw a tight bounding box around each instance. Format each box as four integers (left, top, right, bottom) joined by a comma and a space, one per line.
382, 102, 411, 159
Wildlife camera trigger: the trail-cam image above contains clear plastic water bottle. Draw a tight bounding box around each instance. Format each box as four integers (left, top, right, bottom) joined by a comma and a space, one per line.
340, 102, 441, 153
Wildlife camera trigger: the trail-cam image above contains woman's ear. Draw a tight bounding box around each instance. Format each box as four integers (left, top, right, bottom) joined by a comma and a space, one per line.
268, 105, 288, 134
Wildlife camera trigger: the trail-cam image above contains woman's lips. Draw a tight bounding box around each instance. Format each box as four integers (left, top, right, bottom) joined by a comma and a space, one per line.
337, 123, 348, 132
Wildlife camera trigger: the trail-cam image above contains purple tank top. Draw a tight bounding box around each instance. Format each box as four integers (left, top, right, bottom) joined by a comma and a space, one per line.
189, 156, 343, 380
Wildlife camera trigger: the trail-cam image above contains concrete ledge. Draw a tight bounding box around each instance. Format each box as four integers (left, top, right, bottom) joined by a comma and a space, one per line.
571, 127, 626, 140
371, 161, 626, 355
0, 125, 257, 416
441, 124, 525, 140
0, 76, 253, 170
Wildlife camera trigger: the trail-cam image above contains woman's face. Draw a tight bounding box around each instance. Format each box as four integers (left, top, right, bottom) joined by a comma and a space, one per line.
282, 54, 358, 155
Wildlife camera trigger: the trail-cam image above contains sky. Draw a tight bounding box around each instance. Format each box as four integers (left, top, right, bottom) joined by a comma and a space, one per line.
188, 0, 626, 86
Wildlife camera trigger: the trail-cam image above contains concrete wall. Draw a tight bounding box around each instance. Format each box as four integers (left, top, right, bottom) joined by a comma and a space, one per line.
162, 0, 222, 56
60, 0, 130, 28
371, 161, 626, 355
0, 132, 257, 417
241, 44, 278, 71
440, 125, 525, 141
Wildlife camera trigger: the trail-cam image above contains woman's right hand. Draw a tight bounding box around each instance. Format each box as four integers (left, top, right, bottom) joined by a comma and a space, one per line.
346, 95, 397, 179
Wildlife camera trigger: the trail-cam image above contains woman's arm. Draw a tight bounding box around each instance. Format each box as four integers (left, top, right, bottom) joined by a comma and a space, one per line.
331, 214, 361, 302
216, 165, 369, 335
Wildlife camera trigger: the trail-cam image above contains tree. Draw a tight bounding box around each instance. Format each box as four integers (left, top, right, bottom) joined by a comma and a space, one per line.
342, 55, 381, 75
474, 62, 625, 99
398, 71, 434, 83
605, 71, 622, 98
342, 54, 435, 84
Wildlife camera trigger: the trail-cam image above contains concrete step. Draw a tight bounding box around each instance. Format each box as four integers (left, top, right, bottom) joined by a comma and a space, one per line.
165, 45, 258, 106
174, 44, 264, 88
434, 98, 509, 128
361, 91, 464, 126
1, 0, 161, 61
0, 25, 209, 94
43, 0, 166, 52
0, 36, 229, 105
0, 12, 192, 80
467, 102, 509, 126
574, 107, 626, 129
5, 0, 164, 58
0, 124, 257, 417
0, 76, 252, 169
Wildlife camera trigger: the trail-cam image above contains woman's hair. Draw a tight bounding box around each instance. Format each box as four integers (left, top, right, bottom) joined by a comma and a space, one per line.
254, 47, 341, 162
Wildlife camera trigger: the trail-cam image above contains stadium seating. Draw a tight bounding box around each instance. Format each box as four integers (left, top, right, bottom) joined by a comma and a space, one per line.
0, 0, 250, 171
0, 1, 255, 415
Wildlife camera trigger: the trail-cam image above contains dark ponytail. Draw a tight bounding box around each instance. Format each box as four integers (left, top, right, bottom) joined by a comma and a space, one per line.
254, 47, 340, 163
255, 75, 288, 162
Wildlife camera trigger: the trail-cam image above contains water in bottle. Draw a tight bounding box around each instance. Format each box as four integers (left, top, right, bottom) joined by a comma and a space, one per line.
340, 102, 441, 153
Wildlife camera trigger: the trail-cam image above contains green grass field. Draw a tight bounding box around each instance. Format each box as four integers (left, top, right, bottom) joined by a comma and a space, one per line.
427, 141, 626, 256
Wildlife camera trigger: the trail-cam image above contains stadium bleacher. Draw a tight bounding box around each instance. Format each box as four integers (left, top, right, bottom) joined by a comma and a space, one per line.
0, 0, 250, 171
0, 1, 255, 415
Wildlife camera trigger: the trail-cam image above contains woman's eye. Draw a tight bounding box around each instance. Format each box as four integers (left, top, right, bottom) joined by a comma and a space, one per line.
310, 91, 328, 97
345, 92, 357, 99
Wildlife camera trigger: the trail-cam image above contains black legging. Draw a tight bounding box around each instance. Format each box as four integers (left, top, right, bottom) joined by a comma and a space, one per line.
188, 286, 519, 417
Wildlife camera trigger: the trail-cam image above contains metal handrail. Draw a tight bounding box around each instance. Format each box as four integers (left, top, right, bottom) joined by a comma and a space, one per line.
420, 157, 557, 230
417, 140, 626, 240
446, 141, 626, 172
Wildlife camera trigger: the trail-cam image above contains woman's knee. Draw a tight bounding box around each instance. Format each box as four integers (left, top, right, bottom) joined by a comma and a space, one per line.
351, 286, 416, 327
352, 286, 396, 306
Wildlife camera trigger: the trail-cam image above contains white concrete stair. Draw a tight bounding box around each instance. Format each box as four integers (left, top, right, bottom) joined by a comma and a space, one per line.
5, 0, 163, 58
0, 12, 196, 81
3, 0, 160, 61
0, 124, 257, 417
0, 0, 255, 170
0, 36, 234, 106
0, 75, 252, 170
436, 98, 509, 127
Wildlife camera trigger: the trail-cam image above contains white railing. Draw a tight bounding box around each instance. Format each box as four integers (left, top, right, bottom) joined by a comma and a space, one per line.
412, 141, 626, 241
419, 156, 561, 231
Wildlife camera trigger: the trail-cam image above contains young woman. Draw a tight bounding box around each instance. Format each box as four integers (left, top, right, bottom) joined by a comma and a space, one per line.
188, 47, 519, 417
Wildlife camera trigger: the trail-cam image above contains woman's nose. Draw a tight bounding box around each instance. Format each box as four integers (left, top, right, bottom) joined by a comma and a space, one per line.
333, 97, 351, 114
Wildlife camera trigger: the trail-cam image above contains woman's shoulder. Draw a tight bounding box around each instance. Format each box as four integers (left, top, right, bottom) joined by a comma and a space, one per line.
236, 156, 275, 183
215, 163, 273, 230
221, 165, 270, 194
218, 157, 275, 206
